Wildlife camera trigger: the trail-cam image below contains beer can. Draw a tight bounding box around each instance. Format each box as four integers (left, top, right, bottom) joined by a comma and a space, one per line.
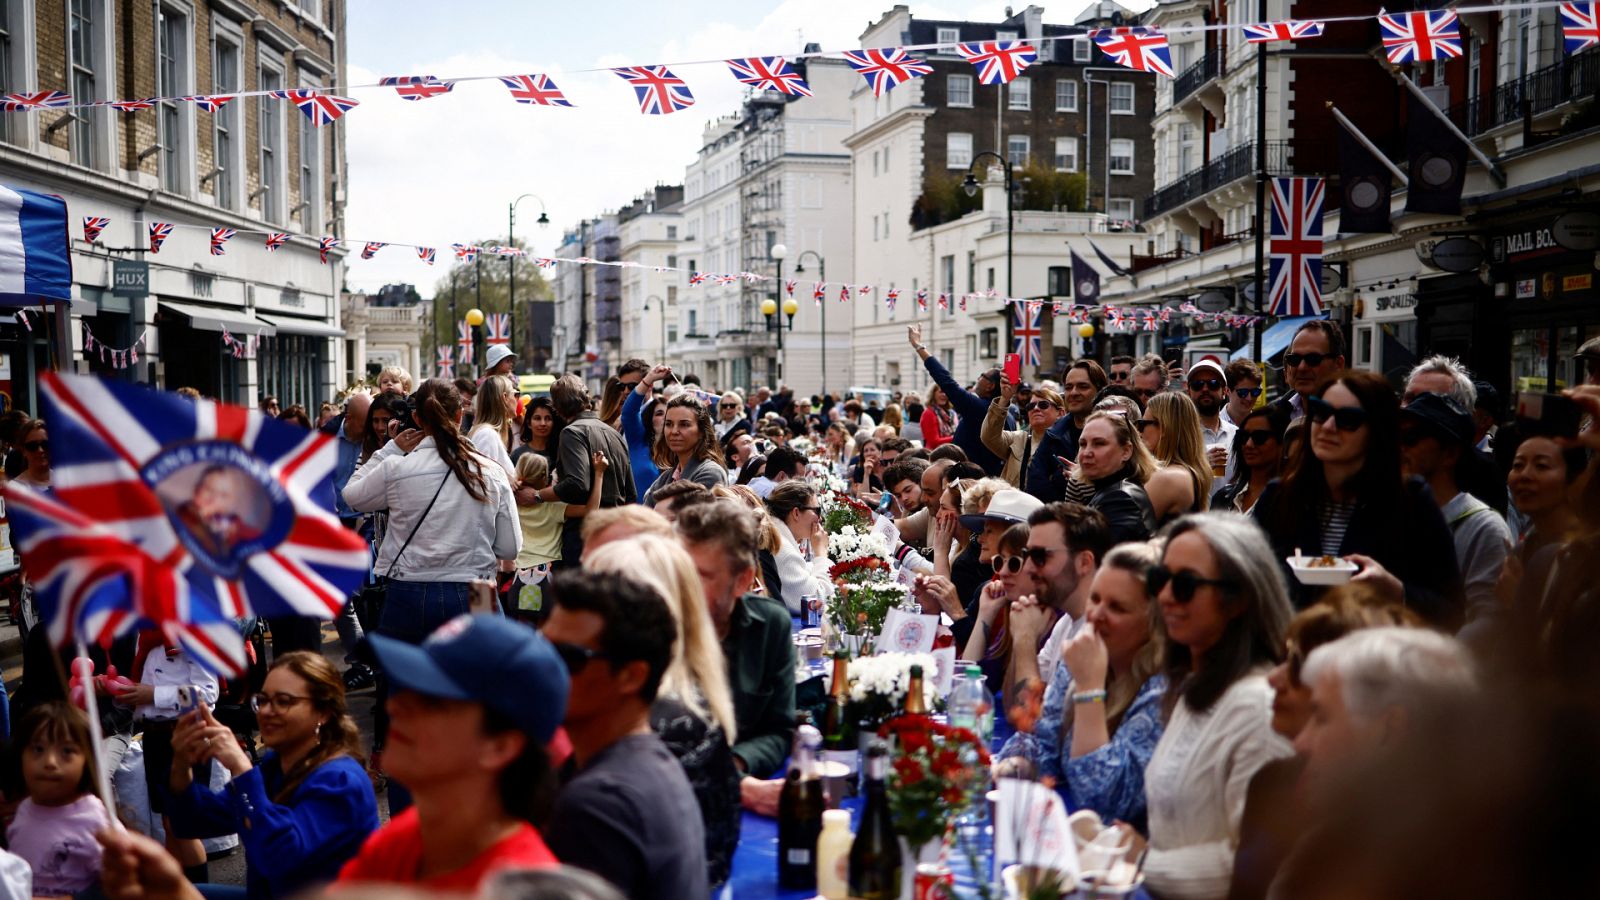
913, 863, 953, 900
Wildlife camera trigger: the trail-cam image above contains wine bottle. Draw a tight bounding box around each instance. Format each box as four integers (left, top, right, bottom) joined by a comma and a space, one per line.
821, 650, 858, 796
848, 739, 902, 899
903, 663, 928, 716
778, 722, 826, 891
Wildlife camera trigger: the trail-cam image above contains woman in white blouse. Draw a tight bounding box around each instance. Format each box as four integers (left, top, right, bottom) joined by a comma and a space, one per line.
763, 481, 833, 617
467, 374, 518, 477
1139, 512, 1294, 900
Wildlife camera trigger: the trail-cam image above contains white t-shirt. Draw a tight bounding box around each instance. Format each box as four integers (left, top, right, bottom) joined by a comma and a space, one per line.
1037, 614, 1084, 685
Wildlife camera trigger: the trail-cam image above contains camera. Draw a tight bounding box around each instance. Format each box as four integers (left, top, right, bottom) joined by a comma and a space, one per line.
391, 393, 420, 434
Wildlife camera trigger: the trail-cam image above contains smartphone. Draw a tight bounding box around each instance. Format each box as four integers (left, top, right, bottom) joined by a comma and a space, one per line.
877, 491, 894, 514
1516, 392, 1582, 438
1004, 353, 1022, 384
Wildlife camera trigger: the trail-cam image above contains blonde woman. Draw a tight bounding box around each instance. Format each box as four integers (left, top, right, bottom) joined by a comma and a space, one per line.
880, 403, 904, 435
468, 374, 518, 477
584, 535, 741, 888
1138, 392, 1214, 522
713, 483, 785, 602
375, 365, 412, 397
714, 390, 750, 439
1074, 410, 1158, 545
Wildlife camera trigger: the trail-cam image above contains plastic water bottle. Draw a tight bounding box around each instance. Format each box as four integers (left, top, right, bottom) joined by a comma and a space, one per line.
950, 665, 994, 746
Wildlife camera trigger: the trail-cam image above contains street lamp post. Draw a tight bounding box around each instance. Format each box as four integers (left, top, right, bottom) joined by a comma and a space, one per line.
643, 294, 666, 362
789, 248, 826, 398
508, 193, 549, 368
962, 151, 1016, 299
762, 247, 798, 387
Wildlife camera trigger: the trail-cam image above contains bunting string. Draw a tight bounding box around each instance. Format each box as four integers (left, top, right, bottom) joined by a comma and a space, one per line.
81, 324, 148, 370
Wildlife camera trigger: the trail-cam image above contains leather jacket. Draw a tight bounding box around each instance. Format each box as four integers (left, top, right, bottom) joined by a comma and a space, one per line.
1089, 466, 1157, 545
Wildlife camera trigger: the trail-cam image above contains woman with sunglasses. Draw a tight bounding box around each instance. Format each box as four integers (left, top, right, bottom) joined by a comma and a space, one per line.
1213, 405, 1290, 513
713, 391, 750, 440
643, 394, 728, 508
1072, 411, 1158, 546
1140, 512, 1294, 900
166, 651, 379, 898
959, 523, 1036, 690
12, 419, 50, 490
1221, 361, 1264, 428
920, 384, 956, 449
1253, 371, 1464, 627
1136, 392, 1214, 522
983, 377, 1064, 493
764, 481, 833, 616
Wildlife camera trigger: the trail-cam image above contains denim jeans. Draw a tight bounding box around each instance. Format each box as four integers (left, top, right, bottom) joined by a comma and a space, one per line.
374, 579, 473, 815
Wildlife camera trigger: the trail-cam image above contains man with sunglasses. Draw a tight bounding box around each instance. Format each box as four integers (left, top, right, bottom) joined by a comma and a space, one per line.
541, 570, 708, 899
908, 324, 1012, 476
1025, 360, 1107, 503
1187, 360, 1238, 483
1107, 355, 1136, 386
1005, 502, 1110, 690
1222, 360, 1264, 428
1276, 321, 1346, 422
1129, 356, 1168, 411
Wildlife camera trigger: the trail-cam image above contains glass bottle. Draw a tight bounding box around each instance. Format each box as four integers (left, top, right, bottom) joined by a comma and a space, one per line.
778, 722, 825, 891
847, 739, 902, 899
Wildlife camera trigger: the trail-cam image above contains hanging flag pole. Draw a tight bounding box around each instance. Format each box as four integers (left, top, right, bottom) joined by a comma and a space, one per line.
1327, 103, 1410, 185
1379, 55, 1506, 187
1252, 0, 1268, 363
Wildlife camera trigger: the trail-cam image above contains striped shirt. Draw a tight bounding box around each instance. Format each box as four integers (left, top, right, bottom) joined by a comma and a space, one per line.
1317, 500, 1357, 556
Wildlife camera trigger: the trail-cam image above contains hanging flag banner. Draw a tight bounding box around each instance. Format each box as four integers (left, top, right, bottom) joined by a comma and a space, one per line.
191, 96, 234, 113
1267, 177, 1326, 317
725, 57, 812, 96
499, 74, 575, 107
319, 236, 340, 264
1377, 9, 1462, 63
264, 232, 290, 252
418, 247, 436, 265
209, 228, 236, 256
457, 321, 475, 366
612, 65, 696, 114
915, 289, 928, 311
1070, 249, 1101, 304
149, 222, 173, 254
1011, 302, 1042, 366
361, 241, 386, 260
436, 346, 455, 378
82, 216, 110, 244
1242, 20, 1325, 43
1563, 3, 1600, 53
955, 41, 1038, 85
1090, 27, 1175, 77
0, 185, 72, 306
486, 312, 511, 346
380, 75, 454, 101
272, 90, 360, 126
841, 48, 933, 96
886, 288, 899, 311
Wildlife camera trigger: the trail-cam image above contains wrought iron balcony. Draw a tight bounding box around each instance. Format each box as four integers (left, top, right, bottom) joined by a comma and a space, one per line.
1447, 48, 1598, 136
1172, 51, 1222, 105
1144, 140, 1293, 220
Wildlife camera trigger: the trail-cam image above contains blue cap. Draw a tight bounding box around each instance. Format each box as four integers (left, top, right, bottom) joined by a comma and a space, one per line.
366, 614, 569, 743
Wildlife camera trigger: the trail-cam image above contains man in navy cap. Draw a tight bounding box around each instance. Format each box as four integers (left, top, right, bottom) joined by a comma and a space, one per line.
340, 614, 570, 891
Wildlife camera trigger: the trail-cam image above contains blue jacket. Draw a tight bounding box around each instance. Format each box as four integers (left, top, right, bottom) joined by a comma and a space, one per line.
166, 753, 379, 899
622, 390, 662, 504
921, 356, 1012, 475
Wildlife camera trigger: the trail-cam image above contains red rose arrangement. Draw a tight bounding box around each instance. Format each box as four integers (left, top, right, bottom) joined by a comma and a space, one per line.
878, 714, 992, 848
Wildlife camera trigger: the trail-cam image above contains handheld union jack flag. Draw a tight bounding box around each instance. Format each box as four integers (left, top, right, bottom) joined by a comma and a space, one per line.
1242, 20, 1325, 43
1012, 302, 1042, 366
915, 289, 928, 311
955, 41, 1038, 85
725, 57, 812, 96
1562, 3, 1600, 53
612, 66, 695, 115
456, 321, 475, 366
813, 282, 826, 305
1267, 177, 1326, 317
209, 228, 236, 256
149, 223, 173, 254
190, 95, 234, 113
264, 232, 290, 252
485, 312, 511, 345
436, 346, 455, 379
273, 90, 360, 127
842, 48, 933, 97
2, 91, 73, 111
82, 217, 110, 244
1377, 10, 1462, 63
500, 74, 574, 107
319, 237, 339, 264
418, 247, 436, 265
360, 242, 386, 260
454, 244, 479, 263
108, 99, 156, 112
380, 75, 454, 101
1090, 27, 1175, 77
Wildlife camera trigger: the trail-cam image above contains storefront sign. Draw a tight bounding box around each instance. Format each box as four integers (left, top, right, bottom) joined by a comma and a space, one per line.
1361, 286, 1416, 321
112, 261, 149, 297
1516, 278, 1537, 299
1563, 273, 1594, 293
1429, 237, 1486, 273
1194, 290, 1230, 313
1319, 266, 1344, 292
1492, 226, 1561, 263
1552, 211, 1600, 251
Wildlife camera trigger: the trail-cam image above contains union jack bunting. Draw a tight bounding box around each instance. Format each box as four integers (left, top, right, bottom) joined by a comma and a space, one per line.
886, 288, 900, 311
190, 95, 234, 113
936, 293, 949, 311
2, 91, 73, 111
319, 237, 340, 264
82, 217, 110, 244
108, 99, 156, 112
149, 222, 173, 254
534, 258, 558, 269
714, 274, 740, 285
1090, 27, 1175, 77
1562, 3, 1600, 54
209, 228, 236, 256
1242, 20, 1325, 43
725, 57, 812, 96
1377, 10, 1462, 63
485, 312, 511, 346
784, 279, 796, 297
380, 75, 454, 101
840, 284, 851, 303
813, 283, 826, 305
436, 346, 455, 378
1012, 302, 1043, 366
456, 321, 475, 365
499, 74, 574, 107
1051, 300, 1063, 317
272, 90, 360, 126
417, 247, 436, 265
453, 244, 479, 263
264, 233, 290, 252
958, 294, 968, 312
1267, 177, 1326, 317
859, 285, 873, 295
915, 289, 928, 311
954, 41, 1038, 85
612, 66, 695, 115
842, 48, 934, 97
360, 242, 386, 260
689, 272, 708, 285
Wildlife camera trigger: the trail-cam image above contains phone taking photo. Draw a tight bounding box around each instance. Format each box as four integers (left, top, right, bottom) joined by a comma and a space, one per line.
1004, 353, 1022, 385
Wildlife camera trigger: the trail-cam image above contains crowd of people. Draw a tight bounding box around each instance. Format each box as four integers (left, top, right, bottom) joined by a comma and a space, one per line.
0, 327, 1596, 899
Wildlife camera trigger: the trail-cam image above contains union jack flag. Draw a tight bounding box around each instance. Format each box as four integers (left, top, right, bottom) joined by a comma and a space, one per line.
360, 241, 386, 260
690, 272, 708, 285
915, 289, 928, 311
209, 228, 236, 256
813, 282, 826, 305
485, 312, 511, 346
841, 48, 933, 97
319, 237, 340, 264
1012, 302, 1042, 366
454, 244, 479, 263
1242, 20, 1325, 43
149, 223, 173, 254
264, 232, 290, 252
714, 274, 740, 285
2, 91, 73, 111
955, 41, 1038, 85
108, 99, 156, 112
784, 279, 796, 297
418, 247, 436, 265
1561, 3, 1600, 54
859, 285, 872, 295
499, 74, 574, 107
1267, 177, 1326, 317
886, 288, 900, 311
272, 90, 360, 126
534, 257, 558, 269
380, 75, 454, 101
612, 66, 695, 115
456, 321, 475, 365
1052, 300, 1064, 317
840, 284, 852, 303
82, 216, 110, 244
725, 57, 812, 96
436, 346, 454, 378
190, 95, 234, 113
936, 293, 949, 311
958, 294, 968, 312
1090, 27, 1175, 77
1377, 10, 1462, 64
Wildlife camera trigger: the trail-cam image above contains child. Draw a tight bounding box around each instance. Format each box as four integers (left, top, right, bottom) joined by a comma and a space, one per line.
6, 702, 109, 896
512, 450, 607, 621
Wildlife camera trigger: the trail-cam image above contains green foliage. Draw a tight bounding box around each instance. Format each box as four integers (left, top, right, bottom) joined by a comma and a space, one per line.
911, 163, 1090, 231
425, 236, 553, 357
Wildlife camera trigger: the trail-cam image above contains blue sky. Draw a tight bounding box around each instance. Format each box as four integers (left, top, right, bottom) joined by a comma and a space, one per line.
340, 1, 1141, 294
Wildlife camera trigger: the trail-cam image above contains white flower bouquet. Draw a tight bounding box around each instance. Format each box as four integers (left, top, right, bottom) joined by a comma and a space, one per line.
844, 651, 940, 726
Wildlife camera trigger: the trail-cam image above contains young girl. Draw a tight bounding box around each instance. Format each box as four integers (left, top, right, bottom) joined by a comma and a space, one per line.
512, 450, 607, 621
6, 702, 110, 896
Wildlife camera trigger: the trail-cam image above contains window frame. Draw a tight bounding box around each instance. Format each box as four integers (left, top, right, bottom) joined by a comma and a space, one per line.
947, 73, 974, 108
156, 1, 195, 195
947, 132, 973, 169
257, 59, 288, 223
1054, 136, 1078, 172
1006, 134, 1031, 167
1110, 82, 1135, 115
936, 26, 961, 48
1055, 78, 1078, 112
297, 69, 322, 232
1109, 138, 1135, 175
1008, 76, 1031, 110
210, 22, 244, 209
1108, 197, 1136, 222
1073, 37, 1092, 62
67, 0, 115, 170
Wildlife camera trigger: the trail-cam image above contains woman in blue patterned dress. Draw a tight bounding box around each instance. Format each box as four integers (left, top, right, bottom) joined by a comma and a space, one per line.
999, 540, 1168, 832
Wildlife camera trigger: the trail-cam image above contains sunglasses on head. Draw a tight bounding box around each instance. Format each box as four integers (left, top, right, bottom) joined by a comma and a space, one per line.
991, 555, 1023, 574
1284, 352, 1331, 369
1188, 378, 1225, 392
1243, 429, 1278, 446
23, 440, 48, 452
551, 641, 606, 674
1146, 564, 1236, 604
1306, 396, 1368, 431
1234, 387, 1263, 399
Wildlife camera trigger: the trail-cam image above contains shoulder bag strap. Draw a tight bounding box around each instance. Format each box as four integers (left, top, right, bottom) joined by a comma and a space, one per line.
382, 472, 451, 578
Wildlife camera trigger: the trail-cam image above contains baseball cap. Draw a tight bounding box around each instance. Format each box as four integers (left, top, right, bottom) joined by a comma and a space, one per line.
1187, 359, 1227, 382
1399, 392, 1474, 447
366, 614, 569, 743
485, 344, 517, 370
959, 488, 1044, 533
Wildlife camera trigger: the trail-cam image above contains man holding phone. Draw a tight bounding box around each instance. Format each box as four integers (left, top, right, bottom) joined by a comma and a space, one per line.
908, 325, 1011, 476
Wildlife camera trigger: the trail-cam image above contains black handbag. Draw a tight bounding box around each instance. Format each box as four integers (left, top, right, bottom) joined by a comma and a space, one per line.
354, 472, 451, 623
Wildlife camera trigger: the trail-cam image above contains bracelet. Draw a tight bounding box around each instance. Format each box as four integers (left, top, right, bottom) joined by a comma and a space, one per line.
1072, 689, 1107, 705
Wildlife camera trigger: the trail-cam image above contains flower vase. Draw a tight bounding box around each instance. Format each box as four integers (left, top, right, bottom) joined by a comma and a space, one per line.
842, 632, 868, 656
897, 836, 943, 899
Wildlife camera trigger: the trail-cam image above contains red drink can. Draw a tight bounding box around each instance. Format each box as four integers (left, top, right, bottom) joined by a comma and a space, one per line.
913, 863, 954, 900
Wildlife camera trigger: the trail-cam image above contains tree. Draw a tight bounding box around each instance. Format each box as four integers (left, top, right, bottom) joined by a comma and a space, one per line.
910, 164, 1089, 230
425, 235, 553, 369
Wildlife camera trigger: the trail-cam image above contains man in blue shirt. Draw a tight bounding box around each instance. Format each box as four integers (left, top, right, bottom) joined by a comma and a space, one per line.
907, 324, 1013, 475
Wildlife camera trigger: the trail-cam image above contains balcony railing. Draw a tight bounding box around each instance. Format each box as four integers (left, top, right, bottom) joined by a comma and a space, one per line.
1144, 140, 1293, 220
1446, 48, 1599, 136
1172, 51, 1222, 105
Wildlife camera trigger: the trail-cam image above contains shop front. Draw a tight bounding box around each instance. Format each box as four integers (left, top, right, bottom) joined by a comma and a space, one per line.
256, 314, 343, 409
1352, 283, 1421, 384
155, 300, 273, 404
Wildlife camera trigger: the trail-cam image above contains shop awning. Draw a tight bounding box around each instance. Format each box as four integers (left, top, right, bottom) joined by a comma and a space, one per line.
255, 313, 345, 338
158, 300, 276, 335
1232, 314, 1324, 361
